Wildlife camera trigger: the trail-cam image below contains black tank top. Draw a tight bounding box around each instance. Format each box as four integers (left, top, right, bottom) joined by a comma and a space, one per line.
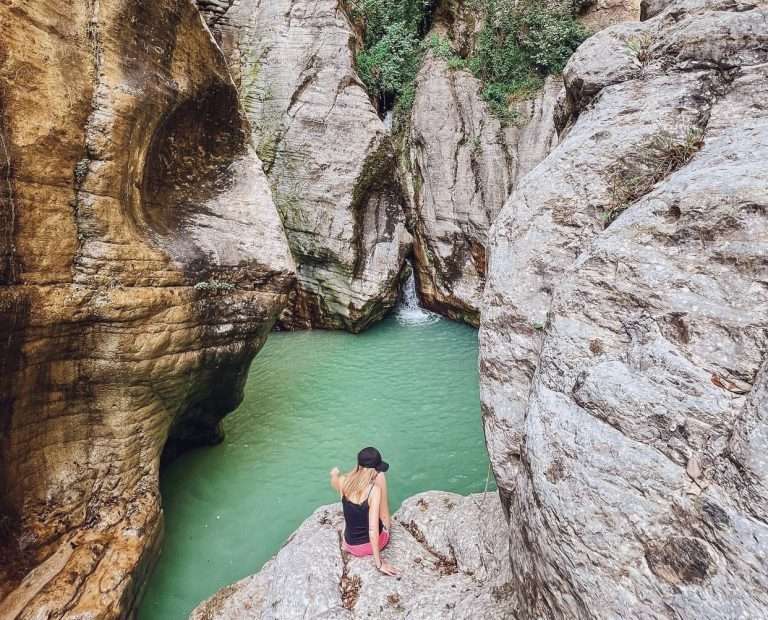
342, 484, 383, 545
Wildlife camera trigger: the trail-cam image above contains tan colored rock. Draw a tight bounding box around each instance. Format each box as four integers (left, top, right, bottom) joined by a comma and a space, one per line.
209, 0, 411, 332
578, 0, 642, 31
0, 1, 294, 617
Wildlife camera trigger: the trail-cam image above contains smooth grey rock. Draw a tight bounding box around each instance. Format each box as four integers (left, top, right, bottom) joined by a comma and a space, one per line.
190, 492, 514, 619
403, 53, 561, 325
480, 0, 768, 617
402, 1, 639, 325
210, 0, 410, 332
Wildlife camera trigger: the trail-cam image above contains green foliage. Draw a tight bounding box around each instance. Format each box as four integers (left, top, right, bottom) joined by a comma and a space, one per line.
357, 22, 422, 105
447, 56, 467, 71
470, 0, 588, 121
351, 0, 433, 110
350, 0, 589, 124
349, 0, 433, 47
424, 34, 457, 61
424, 34, 467, 70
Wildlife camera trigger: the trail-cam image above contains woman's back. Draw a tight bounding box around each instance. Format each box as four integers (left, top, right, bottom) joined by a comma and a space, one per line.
341, 483, 383, 545
330, 447, 398, 574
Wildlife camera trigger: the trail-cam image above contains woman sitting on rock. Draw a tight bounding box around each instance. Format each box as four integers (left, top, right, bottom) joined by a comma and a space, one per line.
330, 447, 399, 576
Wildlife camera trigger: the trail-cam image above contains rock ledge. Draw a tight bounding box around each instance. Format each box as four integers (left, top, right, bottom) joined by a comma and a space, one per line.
191, 491, 513, 620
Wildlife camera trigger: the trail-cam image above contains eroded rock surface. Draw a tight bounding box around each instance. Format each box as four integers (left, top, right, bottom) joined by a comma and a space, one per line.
402, 1, 639, 324
191, 492, 513, 620
480, 0, 768, 617
0, 1, 293, 617
209, 0, 411, 332
578, 0, 642, 30
402, 53, 561, 324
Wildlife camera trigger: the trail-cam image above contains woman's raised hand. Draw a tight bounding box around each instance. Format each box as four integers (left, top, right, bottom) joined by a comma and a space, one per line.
330, 466, 340, 477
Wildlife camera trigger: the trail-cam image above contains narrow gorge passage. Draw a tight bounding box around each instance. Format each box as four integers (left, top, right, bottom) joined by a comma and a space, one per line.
138, 306, 490, 619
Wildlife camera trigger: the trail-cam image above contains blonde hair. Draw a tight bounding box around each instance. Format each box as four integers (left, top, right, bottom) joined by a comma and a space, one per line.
342, 466, 378, 503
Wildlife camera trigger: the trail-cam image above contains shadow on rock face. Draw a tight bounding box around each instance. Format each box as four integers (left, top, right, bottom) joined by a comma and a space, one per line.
143, 85, 246, 237
141, 82, 290, 283
0, 0, 294, 616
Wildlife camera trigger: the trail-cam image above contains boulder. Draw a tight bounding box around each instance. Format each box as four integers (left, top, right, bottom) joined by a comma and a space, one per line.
190, 492, 514, 620
479, 0, 768, 616
209, 0, 411, 332
0, 1, 294, 617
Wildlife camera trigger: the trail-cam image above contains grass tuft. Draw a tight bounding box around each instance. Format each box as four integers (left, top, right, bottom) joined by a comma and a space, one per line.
605, 127, 705, 225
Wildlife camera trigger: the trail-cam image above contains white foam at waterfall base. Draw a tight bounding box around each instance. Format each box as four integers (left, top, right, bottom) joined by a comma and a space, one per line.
395, 264, 440, 326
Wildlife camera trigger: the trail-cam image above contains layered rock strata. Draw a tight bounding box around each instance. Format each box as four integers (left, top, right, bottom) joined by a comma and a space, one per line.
402, 54, 561, 324
209, 0, 411, 332
401, 1, 639, 324
0, 1, 294, 617
191, 491, 514, 620
480, 0, 768, 616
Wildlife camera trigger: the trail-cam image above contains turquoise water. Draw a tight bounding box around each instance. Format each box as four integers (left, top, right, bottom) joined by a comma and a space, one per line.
138, 313, 490, 619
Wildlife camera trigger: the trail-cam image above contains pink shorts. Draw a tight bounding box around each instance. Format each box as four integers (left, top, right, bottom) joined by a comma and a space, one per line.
342, 528, 390, 557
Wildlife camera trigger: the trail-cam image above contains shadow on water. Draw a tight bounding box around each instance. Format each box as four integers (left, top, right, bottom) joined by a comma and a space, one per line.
138, 305, 491, 619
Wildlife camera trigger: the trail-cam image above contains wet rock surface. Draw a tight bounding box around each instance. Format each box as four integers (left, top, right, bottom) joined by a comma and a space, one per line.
480, 0, 768, 617
190, 491, 514, 620
209, 0, 411, 332
0, 1, 293, 617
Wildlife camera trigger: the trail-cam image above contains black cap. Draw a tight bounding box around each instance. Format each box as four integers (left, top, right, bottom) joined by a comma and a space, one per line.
357, 447, 389, 472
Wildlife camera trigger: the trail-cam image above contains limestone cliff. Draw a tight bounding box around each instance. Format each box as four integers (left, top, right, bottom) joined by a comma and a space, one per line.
401, 0, 639, 324
190, 492, 513, 620
208, 0, 411, 332
401, 55, 561, 324
0, 1, 294, 617
480, 0, 768, 616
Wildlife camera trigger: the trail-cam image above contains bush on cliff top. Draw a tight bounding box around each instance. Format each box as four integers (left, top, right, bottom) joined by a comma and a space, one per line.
470, 0, 588, 120
351, 0, 589, 122
350, 0, 434, 112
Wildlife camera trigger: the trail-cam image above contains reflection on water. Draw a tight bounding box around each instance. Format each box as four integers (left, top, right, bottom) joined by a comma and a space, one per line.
138, 314, 489, 620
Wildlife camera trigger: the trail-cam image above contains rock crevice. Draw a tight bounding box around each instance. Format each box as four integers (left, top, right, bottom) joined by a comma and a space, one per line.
208, 0, 411, 332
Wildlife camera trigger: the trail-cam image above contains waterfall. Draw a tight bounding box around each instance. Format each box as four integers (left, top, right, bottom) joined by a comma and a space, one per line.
395, 261, 439, 325
383, 110, 393, 132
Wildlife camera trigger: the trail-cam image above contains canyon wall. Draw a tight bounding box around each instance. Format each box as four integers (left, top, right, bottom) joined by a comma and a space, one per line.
0, 1, 294, 617
208, 0, 411, 332
401, 0, 640, 324
480, 0, 768, 616
401, 56, 561, 324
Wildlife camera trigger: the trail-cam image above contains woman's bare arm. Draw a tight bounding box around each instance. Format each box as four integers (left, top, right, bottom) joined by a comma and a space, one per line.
374, 472, 391, 528
330, 467, 342, 495
368, 486, 397, 576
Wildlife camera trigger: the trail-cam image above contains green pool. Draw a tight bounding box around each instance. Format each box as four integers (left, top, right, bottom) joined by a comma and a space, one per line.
138, 308, 490, 619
